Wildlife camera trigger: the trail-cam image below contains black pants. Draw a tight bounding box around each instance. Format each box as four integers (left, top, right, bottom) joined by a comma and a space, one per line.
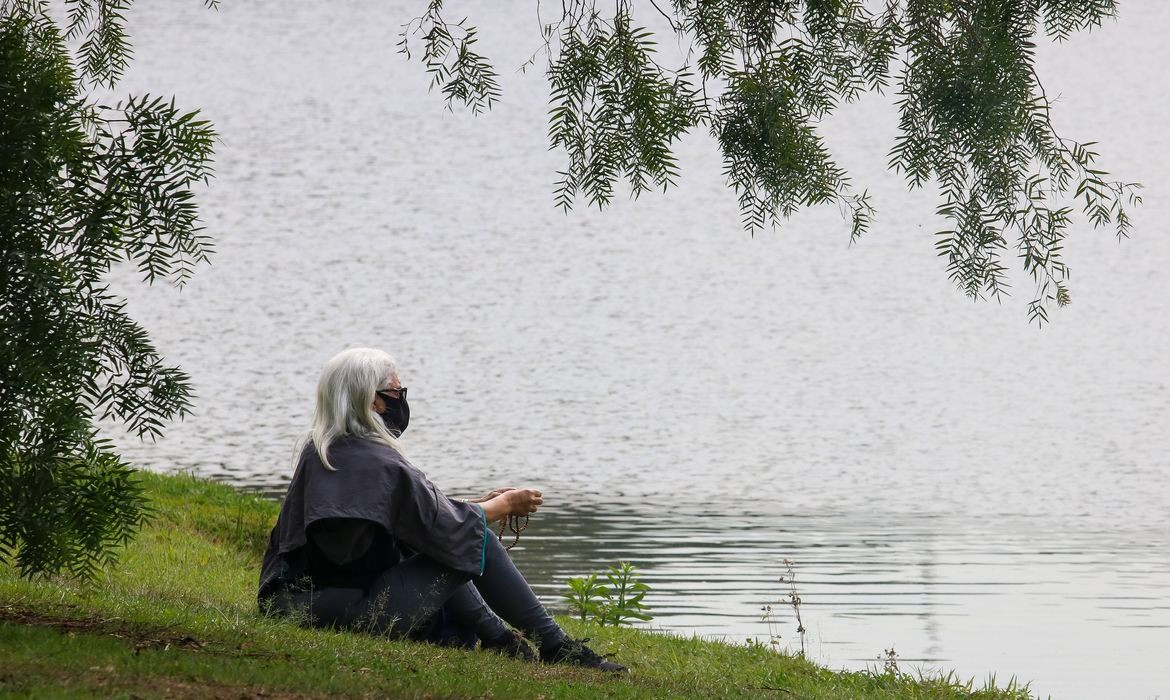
270, 534, 566, 649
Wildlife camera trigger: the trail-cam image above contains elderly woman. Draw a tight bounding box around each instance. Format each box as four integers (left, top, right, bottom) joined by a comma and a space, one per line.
258, 347, 624, 671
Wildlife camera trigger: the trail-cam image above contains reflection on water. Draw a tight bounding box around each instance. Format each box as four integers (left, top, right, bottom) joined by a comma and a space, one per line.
100, 0, 1170, 697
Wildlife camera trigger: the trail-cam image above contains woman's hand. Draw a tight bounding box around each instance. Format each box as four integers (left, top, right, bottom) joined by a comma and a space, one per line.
479, 487, 543, 523
503, 488, 542, 516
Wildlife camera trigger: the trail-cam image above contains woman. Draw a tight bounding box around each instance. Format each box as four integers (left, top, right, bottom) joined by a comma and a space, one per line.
257, 347, 624, 671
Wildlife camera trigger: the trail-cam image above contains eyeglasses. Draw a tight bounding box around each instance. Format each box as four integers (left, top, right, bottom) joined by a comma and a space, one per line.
376, 387, 407, 402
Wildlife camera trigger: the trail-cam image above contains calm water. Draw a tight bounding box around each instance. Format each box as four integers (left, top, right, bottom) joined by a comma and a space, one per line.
98, 2, 1170, 698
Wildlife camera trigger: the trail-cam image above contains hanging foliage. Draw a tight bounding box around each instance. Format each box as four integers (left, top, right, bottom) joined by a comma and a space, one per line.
400, 0, 1141, 323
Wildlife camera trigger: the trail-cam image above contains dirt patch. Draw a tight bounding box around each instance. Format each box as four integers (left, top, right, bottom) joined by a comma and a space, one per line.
0, 606, 319, 699
0, 605, 283, 659
82, 670, 322, 699
3, 663, 322, 700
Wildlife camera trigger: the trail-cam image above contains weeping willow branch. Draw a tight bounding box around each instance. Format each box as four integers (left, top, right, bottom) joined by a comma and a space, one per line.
400, 0, 1138, 324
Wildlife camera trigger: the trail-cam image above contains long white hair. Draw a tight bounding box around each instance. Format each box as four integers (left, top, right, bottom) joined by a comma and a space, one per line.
302, 347, 403, 470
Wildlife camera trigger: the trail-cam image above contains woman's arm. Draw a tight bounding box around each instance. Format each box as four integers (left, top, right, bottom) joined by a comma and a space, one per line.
479, 488, 543, 523
466, 487, 516, 504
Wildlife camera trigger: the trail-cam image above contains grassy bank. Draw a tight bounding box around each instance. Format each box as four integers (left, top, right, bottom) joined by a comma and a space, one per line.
0, 472, 1039, 699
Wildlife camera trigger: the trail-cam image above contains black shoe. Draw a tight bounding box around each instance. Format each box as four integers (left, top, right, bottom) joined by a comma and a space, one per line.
541, 636, 627, 672
480, 629, 536, 662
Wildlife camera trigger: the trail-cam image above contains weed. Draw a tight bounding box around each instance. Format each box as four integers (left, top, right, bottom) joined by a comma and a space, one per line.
776, 558, 806, 658
759, 602, 783, 651
881, 646, 899, 674
561, 561, 653, 626
563, 571, 608, 623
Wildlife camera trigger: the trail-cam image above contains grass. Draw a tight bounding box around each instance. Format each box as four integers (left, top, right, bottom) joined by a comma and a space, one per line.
0, 471, 1042, 699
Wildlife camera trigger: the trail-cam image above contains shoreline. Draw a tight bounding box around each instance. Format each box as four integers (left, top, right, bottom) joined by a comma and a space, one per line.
0, 471, 1041, 698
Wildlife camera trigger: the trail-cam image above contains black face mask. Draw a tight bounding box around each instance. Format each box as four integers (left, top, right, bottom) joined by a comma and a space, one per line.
378, 395, 410, 437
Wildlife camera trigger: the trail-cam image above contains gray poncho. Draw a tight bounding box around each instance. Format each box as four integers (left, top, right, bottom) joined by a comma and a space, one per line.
258, 435, 488, 606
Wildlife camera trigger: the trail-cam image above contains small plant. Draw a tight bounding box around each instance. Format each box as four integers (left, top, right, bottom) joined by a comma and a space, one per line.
760, 603, 782, 650
880, 646, 899, 675
761, 558, 807, 657
601, 561, 654, 626
561, 561, 653, 627
562, 572, 609, 623
779, 558, 807, 657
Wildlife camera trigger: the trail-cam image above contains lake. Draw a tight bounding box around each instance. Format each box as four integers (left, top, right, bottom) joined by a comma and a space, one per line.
100, 1, 1170, 698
